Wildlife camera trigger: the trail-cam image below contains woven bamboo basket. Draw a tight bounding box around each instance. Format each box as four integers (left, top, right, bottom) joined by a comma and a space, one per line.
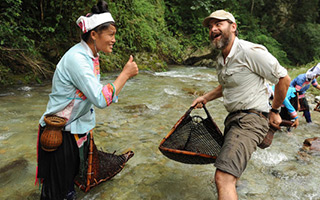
159, 105, 224, 164
40, 115, 66, 152
74, 132, 134, 192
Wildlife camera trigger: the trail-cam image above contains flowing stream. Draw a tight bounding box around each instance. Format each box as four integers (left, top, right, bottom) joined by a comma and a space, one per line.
1, 66, 320, 200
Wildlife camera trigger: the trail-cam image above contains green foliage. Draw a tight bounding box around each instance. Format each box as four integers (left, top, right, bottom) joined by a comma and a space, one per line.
164, 0, 217, 48
242, 31, 290, 65
280, 23, 320, 65
249, 0, 320, 64
163, 0, 293, 65
0, 64, 12, 86
106, 0, 183, 67
0, 0, 34, 51
99, 52, 123, 71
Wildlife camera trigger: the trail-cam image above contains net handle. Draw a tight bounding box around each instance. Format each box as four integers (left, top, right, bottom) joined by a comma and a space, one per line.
186, 105, 196, 116
189, 104, 212, 119
190, 104, 223, 136
202, 104, 212, 119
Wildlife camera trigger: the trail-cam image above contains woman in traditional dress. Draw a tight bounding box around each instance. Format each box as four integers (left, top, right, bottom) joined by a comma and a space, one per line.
290, 63, 320, 123
35, 1, 138, 199
269, 85, 299, 130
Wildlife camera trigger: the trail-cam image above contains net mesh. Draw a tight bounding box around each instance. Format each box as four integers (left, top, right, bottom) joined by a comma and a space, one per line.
75, 134, 134, 192
159, 105, 224, 164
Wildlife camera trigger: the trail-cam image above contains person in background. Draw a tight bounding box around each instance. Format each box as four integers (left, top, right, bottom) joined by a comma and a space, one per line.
192, 10, 290, 200
267, 84, 299, 130
290, 63, 320, 123
258, 84, 299, 149
35, 1, 138, 199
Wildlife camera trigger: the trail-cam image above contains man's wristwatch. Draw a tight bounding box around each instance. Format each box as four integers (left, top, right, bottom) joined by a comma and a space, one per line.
270, 108, 280, 114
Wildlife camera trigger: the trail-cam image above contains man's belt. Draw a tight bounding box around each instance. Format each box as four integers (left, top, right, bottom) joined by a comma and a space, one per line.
230, 109, 269, 119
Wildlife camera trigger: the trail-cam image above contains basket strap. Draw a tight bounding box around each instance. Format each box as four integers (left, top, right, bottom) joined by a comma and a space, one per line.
192, 104, 213, 121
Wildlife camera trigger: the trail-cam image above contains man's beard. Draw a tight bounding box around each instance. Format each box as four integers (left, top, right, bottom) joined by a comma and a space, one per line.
210, 28, 232, 50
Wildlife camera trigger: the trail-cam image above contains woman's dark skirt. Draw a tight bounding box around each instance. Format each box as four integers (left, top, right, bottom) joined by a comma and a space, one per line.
37, 126, 80, 200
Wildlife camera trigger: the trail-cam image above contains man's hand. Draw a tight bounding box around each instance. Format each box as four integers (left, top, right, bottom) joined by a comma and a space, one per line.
191, 85, 223, 109
191, 96, 207, 109
269, 111, 281, 130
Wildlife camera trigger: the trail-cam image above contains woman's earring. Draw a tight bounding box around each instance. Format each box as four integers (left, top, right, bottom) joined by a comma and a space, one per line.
94, 40, 98, 56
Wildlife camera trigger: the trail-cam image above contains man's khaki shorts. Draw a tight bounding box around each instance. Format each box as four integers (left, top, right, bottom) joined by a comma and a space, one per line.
214, 112, 269, 178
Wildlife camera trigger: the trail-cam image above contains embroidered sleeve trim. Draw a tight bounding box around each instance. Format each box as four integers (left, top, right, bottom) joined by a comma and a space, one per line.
295, 85, 302, 91
290, 111, 298, 119
102, 83, 114, 106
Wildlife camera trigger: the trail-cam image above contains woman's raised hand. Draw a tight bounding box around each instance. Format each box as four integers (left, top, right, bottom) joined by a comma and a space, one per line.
113, 55, 139, 96
122, 55, 138, 79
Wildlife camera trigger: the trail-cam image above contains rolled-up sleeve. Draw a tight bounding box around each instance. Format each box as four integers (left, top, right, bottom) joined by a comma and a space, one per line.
101, 83, 118, 106
245, 46, 287, 84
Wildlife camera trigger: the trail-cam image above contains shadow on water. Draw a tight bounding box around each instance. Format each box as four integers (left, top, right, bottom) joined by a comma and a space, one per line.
1, 66, 320, 199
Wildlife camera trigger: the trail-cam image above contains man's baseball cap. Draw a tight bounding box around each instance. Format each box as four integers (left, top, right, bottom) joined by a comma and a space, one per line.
202, 10, 236, 27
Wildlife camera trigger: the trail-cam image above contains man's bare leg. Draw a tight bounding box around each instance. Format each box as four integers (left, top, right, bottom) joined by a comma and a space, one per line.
215, 169, 238, 200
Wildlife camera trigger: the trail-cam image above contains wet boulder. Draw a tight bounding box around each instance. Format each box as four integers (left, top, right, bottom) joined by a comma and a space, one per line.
296, 137, 320, 162
182, 87, 205, 96
302, 137, 320, 152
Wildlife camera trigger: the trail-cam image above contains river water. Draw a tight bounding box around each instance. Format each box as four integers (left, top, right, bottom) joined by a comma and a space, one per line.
1, 66, 320, 200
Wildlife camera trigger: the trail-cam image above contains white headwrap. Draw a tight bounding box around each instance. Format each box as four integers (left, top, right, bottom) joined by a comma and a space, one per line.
76, 12, 115, 33
306, 63, 320, 81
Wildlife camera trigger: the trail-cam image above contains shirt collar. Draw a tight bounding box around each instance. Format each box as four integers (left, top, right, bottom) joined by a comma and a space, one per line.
80, 40, 99, 59
226, 37, 238, 60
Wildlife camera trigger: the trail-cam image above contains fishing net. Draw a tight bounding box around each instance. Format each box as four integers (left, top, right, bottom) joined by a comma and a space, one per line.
74, 133, 134, 192
159, 105, 224, 164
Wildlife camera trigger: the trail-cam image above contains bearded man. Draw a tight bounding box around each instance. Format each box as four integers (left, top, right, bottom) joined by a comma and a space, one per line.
192, 10, 291, 200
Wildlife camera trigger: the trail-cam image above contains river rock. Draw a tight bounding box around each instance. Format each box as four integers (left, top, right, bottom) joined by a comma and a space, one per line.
302, 137, 320, 152
182, 87, 205, 96
295, 137, 320, 161
123, 104, 149, 114
183, 49, 219, 67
